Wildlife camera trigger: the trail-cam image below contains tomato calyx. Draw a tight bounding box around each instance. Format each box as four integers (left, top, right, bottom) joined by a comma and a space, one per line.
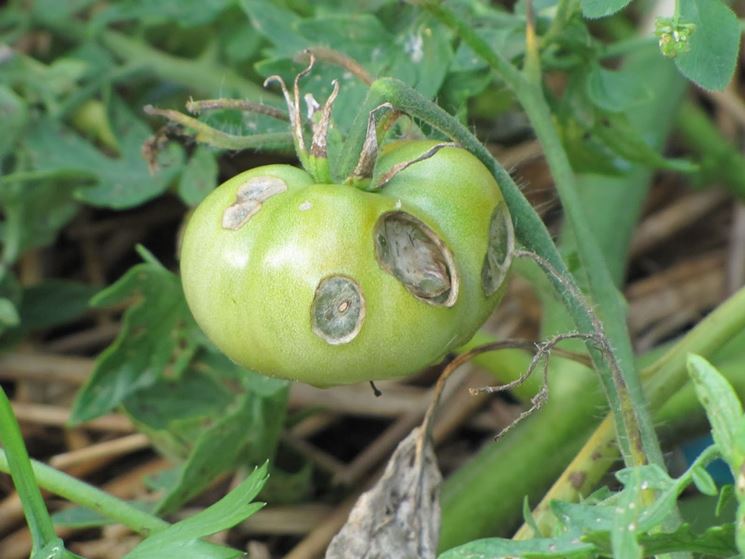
264, 53, 339, 184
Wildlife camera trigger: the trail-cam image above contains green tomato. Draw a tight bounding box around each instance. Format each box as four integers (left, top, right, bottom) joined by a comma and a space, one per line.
180, 140, 513, 387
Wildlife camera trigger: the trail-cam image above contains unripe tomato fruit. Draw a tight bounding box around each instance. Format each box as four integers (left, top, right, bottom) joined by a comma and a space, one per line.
180, 140, 513, 387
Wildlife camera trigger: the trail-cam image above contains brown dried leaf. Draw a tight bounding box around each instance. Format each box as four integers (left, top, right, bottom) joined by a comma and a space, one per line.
326, 427, 441, 559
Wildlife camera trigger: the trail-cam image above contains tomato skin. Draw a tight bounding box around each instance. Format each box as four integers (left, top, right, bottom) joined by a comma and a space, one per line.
180, 141, 512, 386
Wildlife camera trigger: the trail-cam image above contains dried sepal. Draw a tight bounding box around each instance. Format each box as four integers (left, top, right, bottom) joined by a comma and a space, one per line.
310, 79, 340, 159
373, 142, 458, 190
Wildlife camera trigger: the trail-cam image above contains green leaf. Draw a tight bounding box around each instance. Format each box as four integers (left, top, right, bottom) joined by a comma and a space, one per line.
593, 113, 698, 173
584, 64, 652, 113
178, 147, 218, 206
17, 280, 97, 332
691, 465, 718, 496
580, 0, 631, 19
154, 360, 288, 513
0, 298, 20, 328
240, 0, 306, 56
675, 0, 741, 91
70, 261, 201, 423
637, 522, 736, 556
122, 357, 236, 461
0, 180, 80, 264
93, 0, 235, 28
0, 85, 27, 159
23, 97, 184, 209
125, 463, 268, 559
611, 468, 643, 559
687, 354, 745, 469
437, 534, 595, 558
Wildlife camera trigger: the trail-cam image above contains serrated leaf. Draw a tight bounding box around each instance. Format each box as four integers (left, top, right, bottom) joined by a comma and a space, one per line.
580, 0, 631, 19
154, 358, 288, 513
70, 261, 201, 423
688, 354, 745, 469
675, 0, 741, 91
178, 147, 218, 206
438, 534, 595, 558
125, 464, 268, 559
638, 522, 737, 556
24, 97, 184, 209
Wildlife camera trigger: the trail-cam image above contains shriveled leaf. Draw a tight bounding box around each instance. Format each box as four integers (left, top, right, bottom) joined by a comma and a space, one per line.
580, 0, 631, 19
70, 260, 201, 423
675, 0, 741, 91
24, 97, 184, 209
125, 463, 268, 559
327, 427, 441, 559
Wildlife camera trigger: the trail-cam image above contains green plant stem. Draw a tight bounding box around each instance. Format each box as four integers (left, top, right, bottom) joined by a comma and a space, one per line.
0, 387, 61, 554
0, 447, 169, 536
143, 106, 293, 152
676, 100, 745, 199
514, 283, 745, 538
419, 1, 663, 471
540, 0, 579, 48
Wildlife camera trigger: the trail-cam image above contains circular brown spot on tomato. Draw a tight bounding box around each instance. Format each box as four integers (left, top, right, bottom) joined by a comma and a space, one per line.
311, 276, 365, 345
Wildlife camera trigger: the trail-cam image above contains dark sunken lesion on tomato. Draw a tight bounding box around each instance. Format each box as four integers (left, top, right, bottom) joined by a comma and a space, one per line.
373, 211, 459, 308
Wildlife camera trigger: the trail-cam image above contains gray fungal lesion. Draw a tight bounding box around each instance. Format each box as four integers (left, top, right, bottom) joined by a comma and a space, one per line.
374, 211, 458, 307
481, 201, 514, 296
222, 175, 288, 230
311, 275, 366, 345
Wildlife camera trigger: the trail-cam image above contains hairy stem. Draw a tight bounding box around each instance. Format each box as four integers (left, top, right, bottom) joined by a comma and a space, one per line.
419, 0, 664, 470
